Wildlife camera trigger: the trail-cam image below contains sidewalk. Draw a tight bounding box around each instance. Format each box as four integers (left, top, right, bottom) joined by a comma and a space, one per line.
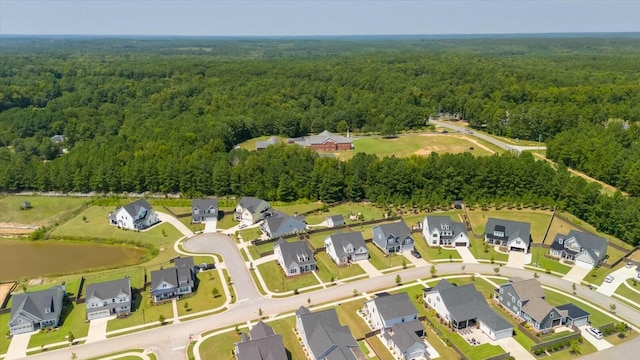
156, 211, 194, 237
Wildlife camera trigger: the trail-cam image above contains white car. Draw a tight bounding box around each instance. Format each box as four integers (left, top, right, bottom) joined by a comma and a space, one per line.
238, 223, 248, 229
586, 327, 603, 340
605, 275, 614, 283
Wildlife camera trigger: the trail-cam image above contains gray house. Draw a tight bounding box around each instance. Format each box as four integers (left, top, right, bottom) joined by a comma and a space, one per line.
235, 197, 271, 223
274, 239, 316, 276
364, 292, 419, 331
497, 278, 562, 331
9, 285, 65, 335
555, 304, 590, 328
422, 215, 470, 247
424, 280, 513, 340
383, 321, 429, 360
324, 231, 368, 266
85, 277, 131, 320
234, 321, 287, 360
256, 136, 280, 151
295, 306, 365, 360
326, 214, 345, 228
191, 198, 218, 224
260, 211, 306, 239
150, 257, 195, 302
549, 230, 608, 268
484, 218, 531, 252
372, 221, 414, 254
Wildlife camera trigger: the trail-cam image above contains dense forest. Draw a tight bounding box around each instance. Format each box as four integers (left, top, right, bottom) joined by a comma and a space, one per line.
0, 37, 638, 244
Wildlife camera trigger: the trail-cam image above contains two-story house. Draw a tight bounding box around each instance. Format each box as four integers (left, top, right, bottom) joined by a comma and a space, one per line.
497, 278, 563, 331
260, 211, 306, 239
150, 257, 195, 302
422, 216, 470, 247
191, 198, 218, 224
274, 238, 316, 276
549, 230, 608, 268
108, 199, 160, 231
85, 277, 132, 320
364, 292, 419, 331
234, 197, 271, 224
324, 231, 369, 266
234, 321, 287, 360
384, 321, 429, 360
424, 280, 513, 341
295, 306, 364, 360
9, 284, 65, 335
372, 221, 414, 254
484, 218, 531, 252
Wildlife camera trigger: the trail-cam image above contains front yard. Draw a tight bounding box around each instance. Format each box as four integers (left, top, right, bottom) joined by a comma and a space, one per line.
314, 252, 366, 283
177, 270, 226, 316
256, 261, 319, 293
528, 247, 572, 274
366, 243, 408, 270
28, 300, 90, 349
106, 291, 173, 333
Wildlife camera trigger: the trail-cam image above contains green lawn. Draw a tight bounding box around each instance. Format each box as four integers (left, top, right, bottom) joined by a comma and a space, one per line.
468, 237, 509, 262
239, 228, 262, 243
307, 231, 332, 249
216, 212, 236, 231
366, 336, 395, 360
529, 247, 572, 274
0, 312, 10, 354
466, 208, 552, 243
178, 270, 226, 316
199, 329, 240, 360
584, 262, 624, 286
304, 202, 387, 225
272, 201, 324, 216
236, 135, 285, 151
366, 244, 407, 270
268, 316, 307, 360
315, 252, 366, 282
543, 216, 584, 244
51, 206, 183, 244
540, 339, 597, 360
106, 291, 173, 332
414, 238, 462, 261
544, 290, 614, 328
605, 328, 638, 346
28, 300, 90, 348
256, 261, 319, 293
0, 195, 88, 225
85, 267, 145, 291
334, 300, 369, 338
614, 284, 640, 311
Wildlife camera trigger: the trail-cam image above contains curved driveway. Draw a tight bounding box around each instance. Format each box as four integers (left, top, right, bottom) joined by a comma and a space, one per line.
22, 260, 640, 360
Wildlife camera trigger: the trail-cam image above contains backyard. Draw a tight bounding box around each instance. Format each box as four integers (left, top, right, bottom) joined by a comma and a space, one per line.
303, 202, 388, 225
0, 195, 88, 226
466, 208, 553, 244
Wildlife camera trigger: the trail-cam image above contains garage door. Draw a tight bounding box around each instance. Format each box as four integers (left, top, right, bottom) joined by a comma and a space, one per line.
575, 259, 593, 269
455, 242, 467, 247
573, 317, 589, 327
88, 309, 110, 320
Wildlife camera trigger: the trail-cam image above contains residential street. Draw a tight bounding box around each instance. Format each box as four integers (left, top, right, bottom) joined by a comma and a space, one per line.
20, 263, 640, 360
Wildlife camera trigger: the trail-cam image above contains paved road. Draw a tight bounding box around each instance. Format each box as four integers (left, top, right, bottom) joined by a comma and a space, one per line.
22, 262, 640, 360
430, 120, 545, 153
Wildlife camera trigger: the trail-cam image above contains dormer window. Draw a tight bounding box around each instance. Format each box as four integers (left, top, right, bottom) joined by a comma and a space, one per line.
44, 308, 50, 314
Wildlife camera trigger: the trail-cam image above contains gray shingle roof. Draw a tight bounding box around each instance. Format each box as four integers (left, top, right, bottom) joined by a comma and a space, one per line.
386, 320, 425, 353
85, 277, 131, 301
250, 320, 275, 339
263, 211, 306, 238
522, 297, 555, 323
424, 216, 467, 239
236, 321, 287, 360
369, 292, 417, 322
10, 286, 65, 325
296, 307, 361, 360
326, 232, 366, 259
275, 238, 315, 269
375, 221, 412, 241
289, 130, 354, 148
326, 214, 345, 225
509, 278, 545, 302
174, 256, 194, 269
485, 218, 531, 246
238, 196, 269, 215
151, 268, 178, 289
122, 199, 153, 218
256, 136, 280, 150
552, 230, 608, 263
192, 198, 218, 212
555, 303, 590, 320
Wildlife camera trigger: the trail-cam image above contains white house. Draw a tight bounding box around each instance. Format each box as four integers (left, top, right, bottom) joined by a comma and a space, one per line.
364, 292, 419, 332
234, 197, 271, 224
274, 238, 316, 276
108, 199, 160, 231
324, 231, 368, 266
422, 216, 470, 247
484, 218, 531, 253
85, 277, 131, 320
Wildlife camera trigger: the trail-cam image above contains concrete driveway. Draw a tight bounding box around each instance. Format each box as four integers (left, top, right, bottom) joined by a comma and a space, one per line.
182, 233, 260, 303
562, 265, 591, 284
492, 337, 535, 360
5, 332, 32, 360
203, 219, 217, 233
86, 315, 114, 343
456, 247, 478, 264
402, 252, 429, 267
579, 325, 613, 350
506, 251, 531, 269
597, 266, 638, 296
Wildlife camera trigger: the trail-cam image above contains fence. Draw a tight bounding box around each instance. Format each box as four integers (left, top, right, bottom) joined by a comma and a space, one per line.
541, 206, 557, 244
517, 321, 541, 344
530, 326, 582, 353
485, 353, 512, 360
75, 277, 85, 304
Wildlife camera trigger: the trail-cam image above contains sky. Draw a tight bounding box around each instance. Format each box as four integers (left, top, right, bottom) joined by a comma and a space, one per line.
1, 0, 639, 36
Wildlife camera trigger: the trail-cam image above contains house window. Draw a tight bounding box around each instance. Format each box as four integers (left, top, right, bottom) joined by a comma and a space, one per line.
550, 313, 553, 318
511, 296, 515, 303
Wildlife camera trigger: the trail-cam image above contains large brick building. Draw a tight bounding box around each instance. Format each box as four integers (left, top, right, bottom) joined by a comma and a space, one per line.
287, 130, 354, 151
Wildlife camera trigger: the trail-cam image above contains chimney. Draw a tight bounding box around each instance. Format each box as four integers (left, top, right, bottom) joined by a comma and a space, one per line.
61, 281, 66, 292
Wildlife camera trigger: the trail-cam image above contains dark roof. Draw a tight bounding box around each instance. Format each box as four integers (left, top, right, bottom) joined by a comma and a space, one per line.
151, 268, 178, 289
275, 238, 315, 268
174, 256, 194, 269
424, 216, 467, 238
236, 322, 287, 360
555, 303, 590, 320
369, 292, 417, 322
296, 307, 361, 360
192, 198, 218, 211
326, 214, 345, 224
375, 221, 412, 240
326, 232, 366, 258
485, 218, 531, 245
10, 286, 65, 325
238, 196, 269, 215
508, 278, 545, 302
263, 211, 306, 238
435, 283, 512, 332
250, 321, 275, 339
122, 199, 153, 218
552, 230, 608, 262
85, 277, 131, 301
386, 320, 425, 353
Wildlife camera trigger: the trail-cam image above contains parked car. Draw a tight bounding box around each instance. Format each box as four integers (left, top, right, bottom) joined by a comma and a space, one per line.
411, 250, 422, 258
196, 263, 216, 271
238, 223, 248, 229
605, 275, 614, 283
586, 327, 603, 340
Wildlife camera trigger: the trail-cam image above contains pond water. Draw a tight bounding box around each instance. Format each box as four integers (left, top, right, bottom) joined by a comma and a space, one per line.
0, 239, 147, 281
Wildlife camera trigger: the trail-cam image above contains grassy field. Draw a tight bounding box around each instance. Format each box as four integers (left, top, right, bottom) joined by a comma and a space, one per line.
366, 244, 407, 270
0, 312, 10, 354
216, 212, 236, 231
28, 301, 90, 348
304, 202, 387, 225
614, 284, 640, 310
256, 261, 319, 293
51, 206, 183, 244
177, 270, 226, 316
529, 247, 572, 274
198, 329, 240, 360
272, 201, 324, 216
466, 208, 552, 243
0, 196, 88, 226
468, 238, 509, 262
315, 252, 366, 282
543, 216, 584, 244
414, 239, 462, 261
